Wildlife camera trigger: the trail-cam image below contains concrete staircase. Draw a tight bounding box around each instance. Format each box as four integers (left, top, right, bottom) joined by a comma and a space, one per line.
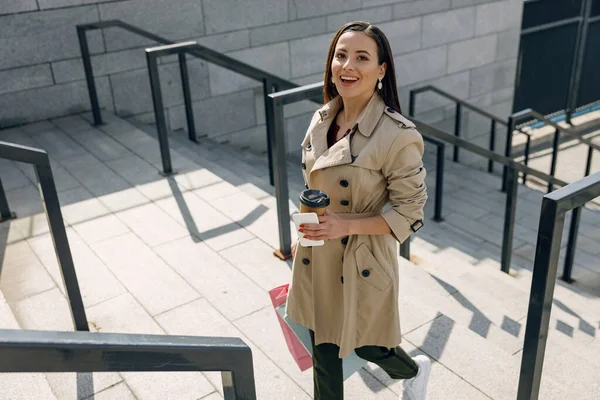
129, 116, 600, 399
0, 112, 598, 399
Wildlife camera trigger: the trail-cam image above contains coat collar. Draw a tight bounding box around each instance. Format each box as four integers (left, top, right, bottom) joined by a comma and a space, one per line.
316, 92, 386, 138
309, 92, 386, 173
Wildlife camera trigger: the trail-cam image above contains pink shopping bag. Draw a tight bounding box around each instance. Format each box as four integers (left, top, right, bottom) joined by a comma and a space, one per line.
269, 284, 313, 371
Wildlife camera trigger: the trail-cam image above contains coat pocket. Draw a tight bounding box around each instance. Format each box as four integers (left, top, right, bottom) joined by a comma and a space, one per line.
355, 243, 391, 291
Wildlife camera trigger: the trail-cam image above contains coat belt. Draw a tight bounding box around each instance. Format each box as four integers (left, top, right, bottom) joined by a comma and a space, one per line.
338, 210, 383, 219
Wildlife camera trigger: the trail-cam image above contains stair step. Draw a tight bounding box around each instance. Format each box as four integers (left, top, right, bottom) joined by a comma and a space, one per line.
0, 289, 57, 399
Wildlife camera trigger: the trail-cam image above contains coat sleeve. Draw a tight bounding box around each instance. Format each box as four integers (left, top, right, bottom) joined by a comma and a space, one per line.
380, 128, 428, 243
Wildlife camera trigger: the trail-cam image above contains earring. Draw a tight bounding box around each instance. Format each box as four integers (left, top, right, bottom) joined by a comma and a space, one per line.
377, 78, 383, 90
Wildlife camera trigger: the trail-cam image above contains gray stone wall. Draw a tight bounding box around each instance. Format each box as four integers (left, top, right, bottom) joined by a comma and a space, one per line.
0, 0, 523, 162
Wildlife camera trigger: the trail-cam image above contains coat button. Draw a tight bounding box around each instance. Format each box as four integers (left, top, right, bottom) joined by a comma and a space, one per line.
387, 107, 395, 113
361, 269, 370, 277
341, 237, 348, 245
305, 184, 309, 189
340, 200, 349, 206
302, 258, 310, 265
340, 276, 344, 284
302, 163, 306, 170
340, 179, 349, 187
306, 142, 312, 150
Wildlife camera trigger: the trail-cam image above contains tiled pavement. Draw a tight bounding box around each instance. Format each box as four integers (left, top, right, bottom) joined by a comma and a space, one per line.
0, 112, 599, 399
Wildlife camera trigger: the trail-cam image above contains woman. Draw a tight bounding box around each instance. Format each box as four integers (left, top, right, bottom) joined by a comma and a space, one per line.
285, 21, 431, 400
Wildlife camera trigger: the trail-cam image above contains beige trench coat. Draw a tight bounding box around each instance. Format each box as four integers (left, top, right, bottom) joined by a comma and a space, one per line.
286, 92, 428, 358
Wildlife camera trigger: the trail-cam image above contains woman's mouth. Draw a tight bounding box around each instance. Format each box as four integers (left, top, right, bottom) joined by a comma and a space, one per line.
339, 75, 359, 87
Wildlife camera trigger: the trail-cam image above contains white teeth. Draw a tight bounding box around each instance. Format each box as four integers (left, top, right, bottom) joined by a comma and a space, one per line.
341, 76, 358, 81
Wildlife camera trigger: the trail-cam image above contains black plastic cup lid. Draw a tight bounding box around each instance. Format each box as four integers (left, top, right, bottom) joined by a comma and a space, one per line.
299, 189, 330, 208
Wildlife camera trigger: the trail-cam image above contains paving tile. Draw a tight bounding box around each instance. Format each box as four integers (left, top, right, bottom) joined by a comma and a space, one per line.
0, 373, 56, 400
0, 161, 32, 191
192, 181, 240, 201
59, 154, 131, 196
96, 187, 150, 213
94, 382, 137, 400
64, 128, 133, 162
106, 155, 179, 201
30, 129, 88, 161
199, 392, 223, 400
404, 314, 520, 400
212, 191, 290, 249
86, 292, 163, 335
0, 220, 26, 245
27, 228, 127, 308
115, 202, 189, 248
16, 159, 81, 195
72, 214, 130, 245
219, 239, 293, 292
154, 192, 254, 251
91, 233, 198, 316
173, 167, 224, 192
366, 340, 490, 400
58, 187, 111, 225
155, 298, 311, 400
5, 184, 44, 217
0, 240, 56, 303
124, 371, 215, 400
44, 373, 123, 400
12, 288, 74, 331
154, 237, 269, 321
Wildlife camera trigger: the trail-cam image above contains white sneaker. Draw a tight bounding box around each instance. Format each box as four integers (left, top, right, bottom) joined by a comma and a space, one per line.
402, 355, 431, 400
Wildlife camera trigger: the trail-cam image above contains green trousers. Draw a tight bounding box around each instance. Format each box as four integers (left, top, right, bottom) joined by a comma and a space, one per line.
310, 330, 418, 400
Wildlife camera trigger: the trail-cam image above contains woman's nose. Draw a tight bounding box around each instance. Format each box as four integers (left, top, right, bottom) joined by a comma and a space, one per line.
343, 58, 355, 70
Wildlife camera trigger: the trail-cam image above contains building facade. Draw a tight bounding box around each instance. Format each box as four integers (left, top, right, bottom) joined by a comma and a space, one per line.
0, 0, 524, 157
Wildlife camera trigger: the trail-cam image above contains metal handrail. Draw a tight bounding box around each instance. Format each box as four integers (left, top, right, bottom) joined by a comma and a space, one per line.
517, 171, 600, 400
267, 82, 575, 273
504, 108, 600, 192
0, 329, 257, 399
0, 141, 88, 331
407, 85, 600, 199
77, 20, 301, 180
409, 85, 532, 175
265, 83, 446, 261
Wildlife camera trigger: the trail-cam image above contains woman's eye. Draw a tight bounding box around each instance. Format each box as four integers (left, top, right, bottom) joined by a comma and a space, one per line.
358, 56, 368, 61
335, 53, 345, 59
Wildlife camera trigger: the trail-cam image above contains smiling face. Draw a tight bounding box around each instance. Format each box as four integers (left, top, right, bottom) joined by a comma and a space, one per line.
330, 31, 386, 103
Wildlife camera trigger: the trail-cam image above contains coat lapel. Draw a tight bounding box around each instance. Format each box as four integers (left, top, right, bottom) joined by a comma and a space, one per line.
309, 93, 386, 174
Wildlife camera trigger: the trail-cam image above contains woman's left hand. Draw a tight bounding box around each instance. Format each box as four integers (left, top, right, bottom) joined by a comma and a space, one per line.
299, 210, 349, 241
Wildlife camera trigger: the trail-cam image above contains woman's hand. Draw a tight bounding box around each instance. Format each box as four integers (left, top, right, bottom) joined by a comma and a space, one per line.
299, 210, 349, 241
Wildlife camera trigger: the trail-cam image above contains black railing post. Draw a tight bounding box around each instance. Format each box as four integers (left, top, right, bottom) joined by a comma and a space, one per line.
523, 134, 532, 184
517, 198, 564, 400
264, 79, 278, 187
400, 237, 410, 260
35, 163, 88, 332
548, 128, 561, 193
502, 116, 515, 192
146, 51, 174, 175
268, 95, 292, 260
488, 120, 496, 173
501, 166, 518, 273
453, 103, 461, 162
562, 207, 581, 283
76, 26, 102, 126
434, 143, 445, 222
408, 90, 416, 117
0, 178, 16, 222
178, 52, 198, 143
584, 146, 593, 176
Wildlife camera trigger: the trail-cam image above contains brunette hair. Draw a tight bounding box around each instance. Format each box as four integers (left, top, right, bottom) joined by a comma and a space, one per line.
323, 21, 402, 114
